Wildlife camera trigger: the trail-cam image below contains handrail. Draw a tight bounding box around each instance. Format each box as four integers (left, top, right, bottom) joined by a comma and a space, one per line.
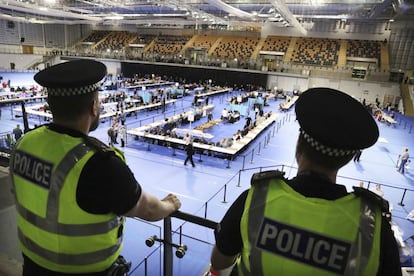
158, 211, 219, 276
171, 210, 219, 230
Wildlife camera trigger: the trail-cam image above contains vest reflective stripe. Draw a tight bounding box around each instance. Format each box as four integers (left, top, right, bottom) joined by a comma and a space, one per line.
47, 143, 91, 222
18, 229, 122, 266
343, 199, 377, 275
239, 178, 381, 276
242, 177, 269, 276
16, 202, 122, 236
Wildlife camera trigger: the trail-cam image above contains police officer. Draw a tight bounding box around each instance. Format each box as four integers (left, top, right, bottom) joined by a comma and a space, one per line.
10, 59, 181, 275
209, 88, 401, 276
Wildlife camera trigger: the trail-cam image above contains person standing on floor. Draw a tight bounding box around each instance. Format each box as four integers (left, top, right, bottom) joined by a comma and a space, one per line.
107, 126, 116, 146
13, 124, 23, 141
184, 140, 195, 167
353, 149, 362, 162
397, 147, 409, 174
209, 87, 401, 276
207, 111, 213, 122
120, 122, 127, 147
9, 59, 181, 276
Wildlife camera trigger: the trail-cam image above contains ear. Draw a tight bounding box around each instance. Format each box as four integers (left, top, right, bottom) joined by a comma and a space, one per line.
295, 135, 303, 161
91, 98, 99, 117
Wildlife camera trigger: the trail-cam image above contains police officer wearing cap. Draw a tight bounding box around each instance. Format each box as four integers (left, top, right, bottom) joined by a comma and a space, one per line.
209, 88, 401, 276
9, 59, 181, 275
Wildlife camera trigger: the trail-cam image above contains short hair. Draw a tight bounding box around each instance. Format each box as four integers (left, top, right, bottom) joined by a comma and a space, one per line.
47, 91, 97, 121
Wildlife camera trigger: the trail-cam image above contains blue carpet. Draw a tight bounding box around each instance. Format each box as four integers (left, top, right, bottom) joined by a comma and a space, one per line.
1, 86, 414, 275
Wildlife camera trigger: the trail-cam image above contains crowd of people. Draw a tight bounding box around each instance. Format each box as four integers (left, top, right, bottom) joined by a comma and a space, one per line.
2, 58, 411, 275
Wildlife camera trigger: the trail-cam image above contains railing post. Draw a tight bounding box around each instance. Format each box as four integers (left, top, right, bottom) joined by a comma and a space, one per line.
222, 184, 227, 203
398, 189, 407, 206
204, 202, 208, 218
242, 155, 246, 170
226, 157, 231, 169
250, 148, 255, 163
163, 217, 173, 276
144, 257, 148, 276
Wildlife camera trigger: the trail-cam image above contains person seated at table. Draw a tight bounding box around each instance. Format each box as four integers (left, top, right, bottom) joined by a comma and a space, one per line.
217, 138, 226, 147
223, 137, 234, 148
170, 130, 178, 139
228, 110, 240, 123
376, 111, 383, 122
241, 126, 250, 137
233, 130, 242, 141
244, 115, 252, 128
198, 136, 208, 144
149, 127, 158, 135
221, 108, 229, 121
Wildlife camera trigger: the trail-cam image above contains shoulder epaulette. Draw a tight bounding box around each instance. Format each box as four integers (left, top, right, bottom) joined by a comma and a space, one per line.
251, 170, 286, 186
83, 136, 113, 157
353, 186, 391, 221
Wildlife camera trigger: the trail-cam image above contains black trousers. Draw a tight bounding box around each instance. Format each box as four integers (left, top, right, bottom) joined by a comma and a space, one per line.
184, 154, 195, 166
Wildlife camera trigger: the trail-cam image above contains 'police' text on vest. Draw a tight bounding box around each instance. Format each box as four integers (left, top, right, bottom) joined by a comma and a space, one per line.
12, 150, 53, 189
256, 218, 351, 274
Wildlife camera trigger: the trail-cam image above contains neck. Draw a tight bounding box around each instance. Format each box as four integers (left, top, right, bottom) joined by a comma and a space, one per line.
297, 158, 338, 183
53, 117, 90, 135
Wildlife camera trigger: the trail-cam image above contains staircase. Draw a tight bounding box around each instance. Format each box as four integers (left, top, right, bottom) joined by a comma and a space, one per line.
283, 37, 297, 62
337, 40, 348, 67
251, 36, 266, 59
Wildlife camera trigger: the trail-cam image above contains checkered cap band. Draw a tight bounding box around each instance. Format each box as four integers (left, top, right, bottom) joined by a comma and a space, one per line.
47, 82, 101, 96
300, 129, 358, 157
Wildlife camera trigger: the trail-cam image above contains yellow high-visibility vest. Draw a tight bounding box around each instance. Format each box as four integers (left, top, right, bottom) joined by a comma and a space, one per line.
238, 173, 381, 276
10, 126, 125, 273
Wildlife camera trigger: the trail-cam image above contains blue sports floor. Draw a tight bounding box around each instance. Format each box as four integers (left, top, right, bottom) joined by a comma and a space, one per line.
1, 86, 414, 275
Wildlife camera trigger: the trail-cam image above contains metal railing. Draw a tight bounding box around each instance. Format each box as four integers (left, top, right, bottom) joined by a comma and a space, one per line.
135, 162, 414, 275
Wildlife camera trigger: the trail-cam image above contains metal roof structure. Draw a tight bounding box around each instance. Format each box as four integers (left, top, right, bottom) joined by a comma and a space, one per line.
1, 0, 413, 34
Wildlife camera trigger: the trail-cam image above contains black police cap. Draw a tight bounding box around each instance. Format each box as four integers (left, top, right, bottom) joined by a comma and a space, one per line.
295, 87, 379, 157
34, 59, 107, 96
